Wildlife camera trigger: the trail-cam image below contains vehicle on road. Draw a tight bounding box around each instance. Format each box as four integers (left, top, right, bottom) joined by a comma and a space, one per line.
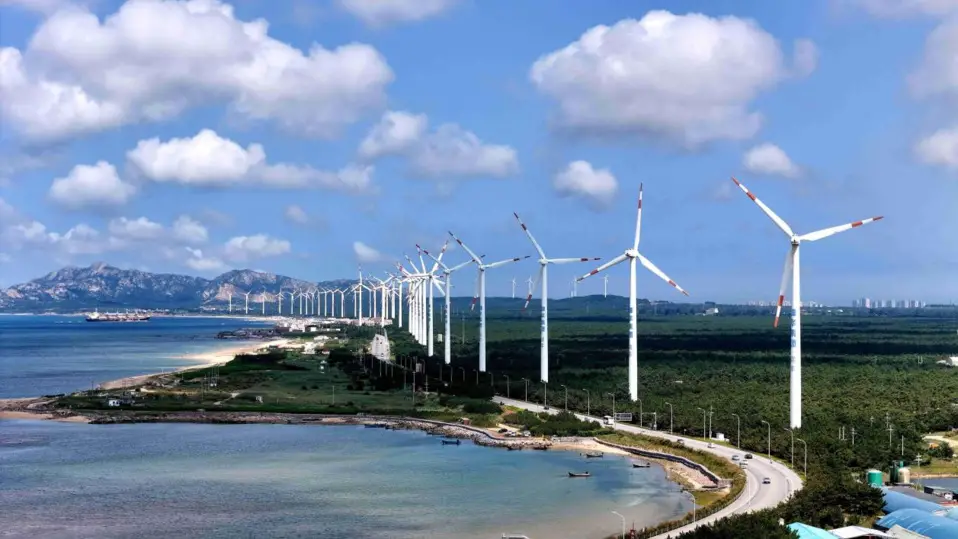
732, 455, 740, 461
739, 462, 748, 468
707, 443, 715, 448
745, 453, 753, 460
763, 477, 771, 484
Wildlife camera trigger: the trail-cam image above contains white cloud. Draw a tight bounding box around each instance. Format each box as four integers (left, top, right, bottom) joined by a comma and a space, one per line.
223, 234, 291, 262
3, 220, 111, 256
128, 129, 375, 193
358, 111, 518, 179
184, 247, 225, 272
171, 215, 208, 244
0, 197, 16, 223
915, 126, 958, 169
0, 0, 74, 13
108, 216, 164, 241
552, 160, 618, 209
529, 11, 814, 146
353, 240, 386, 263
0, 0, 393, 142
284, 205, 309, 225
846, 0, 958, 17
338, 0, 457, 26
48, 161, 136, 209
909, 17, 958, 101
792, 39, 819, 78
358, 111, 427, 159
742, 143, 801, 178
0, 252, 10, 264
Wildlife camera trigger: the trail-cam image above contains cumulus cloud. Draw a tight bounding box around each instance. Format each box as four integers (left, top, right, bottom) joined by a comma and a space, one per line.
358, 111, 518, 179
353, 240, 386, 263
909, 17, 958, 101
223, 234, 291, 262
128, 129, 375, 193
107, 216, 164, 241
529, 11, 815, 146
742, 143, 801, 178
792, 39, 819, 78
284, 205, 310, 225
172, 215, 209, 244
184, 247, 225, 272
338, 0, 458, 26
2, 220, 110, 256
48, 161, 137, 209
0, 0, 393, 142
915, 126, 958, 169
552, 160, 618, 209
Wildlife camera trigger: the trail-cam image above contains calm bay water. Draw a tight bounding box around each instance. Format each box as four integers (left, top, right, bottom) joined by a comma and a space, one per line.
0, 420, 687, 539
0, 315, 268, 398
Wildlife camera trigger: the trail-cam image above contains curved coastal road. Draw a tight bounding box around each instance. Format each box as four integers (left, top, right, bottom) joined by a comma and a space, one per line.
492, 397, 803, 538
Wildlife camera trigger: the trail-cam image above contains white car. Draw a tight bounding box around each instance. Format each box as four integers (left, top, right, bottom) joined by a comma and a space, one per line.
707, 443, 715, 448
762, 477, 771, 484
731, 455, 740, 461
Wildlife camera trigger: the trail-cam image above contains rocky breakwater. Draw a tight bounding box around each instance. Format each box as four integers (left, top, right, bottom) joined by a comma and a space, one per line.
385, 418, 552, 450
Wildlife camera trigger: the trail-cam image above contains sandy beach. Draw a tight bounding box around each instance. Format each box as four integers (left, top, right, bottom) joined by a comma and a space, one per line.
96, 338, 291, 390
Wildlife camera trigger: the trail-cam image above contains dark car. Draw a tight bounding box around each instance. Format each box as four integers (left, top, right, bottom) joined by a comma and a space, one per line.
745, 453, 753, 460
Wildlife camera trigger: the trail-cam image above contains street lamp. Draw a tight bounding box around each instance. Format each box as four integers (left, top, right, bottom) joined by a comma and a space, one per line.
731, 413, 741, 448
637, 398, 643, 428
681, 488, 697, 522
784, 428, 794, 468
521, 378, 529, 402
606, 392, 616, 424
696, 407, 707, 439
665, 402, 673, 434
611, 510, 626, 539
503, 374, 510, 399
761, 420, 771, 462
560, 384, 568, 411
583, 389, 591, 417
796, 438, 807, 479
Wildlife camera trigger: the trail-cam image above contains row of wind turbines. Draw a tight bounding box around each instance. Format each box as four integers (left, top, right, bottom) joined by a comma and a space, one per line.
366, 178, 881, 430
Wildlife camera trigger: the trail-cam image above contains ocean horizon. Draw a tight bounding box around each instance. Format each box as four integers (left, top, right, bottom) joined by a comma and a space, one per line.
0, 315, 270, 399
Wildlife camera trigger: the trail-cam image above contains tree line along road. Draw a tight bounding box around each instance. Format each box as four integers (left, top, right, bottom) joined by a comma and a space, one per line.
492, 396, 804, 538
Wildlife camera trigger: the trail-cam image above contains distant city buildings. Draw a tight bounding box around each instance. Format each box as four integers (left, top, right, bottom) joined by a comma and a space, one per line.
851, 298, 926, 309
745, 300, 823, 308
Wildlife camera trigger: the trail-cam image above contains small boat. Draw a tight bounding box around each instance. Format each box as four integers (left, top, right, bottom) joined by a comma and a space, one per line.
506, 445, 521, 451
364, 423, 387, 428
532, 445, 548, 451
632, 461, 651, 468
568, 472, 591, 478
584, 451, 603, 458
441, 439, 461, 445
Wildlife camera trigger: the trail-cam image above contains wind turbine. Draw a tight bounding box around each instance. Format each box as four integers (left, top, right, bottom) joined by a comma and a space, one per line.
577, 183, 689, 402
227, 292, 232, 314
286, 291, 295, 316
448, 231, 528, 372
260, 290, 267, 315
358, 266, 364, 325
514, 212, 599, 384
603, 275, 608, 298
526, 276, 533, 295
730, 177, 883, 429
416, 241, 450, 357
511, 277, 517, 299
424, 248, 477, 364
243, 291, 251, 315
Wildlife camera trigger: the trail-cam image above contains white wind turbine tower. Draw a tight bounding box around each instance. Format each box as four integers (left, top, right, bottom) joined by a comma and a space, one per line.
511, 277, 517, 299
526, 277, 533, 295
577, 183, 689, 403
243, 291, 251, 315
514, 212, 599, 384
227, 292, 232, 314
286, 291, 295, 316
416, 241, 449, 357
730, 177, 883, 429
260, 290, 267, 315
603, 275, 608, 298
448, 231, 529, 372
357, 267, 365, 325
399, 259, 426, 345
425, 249, 482, 365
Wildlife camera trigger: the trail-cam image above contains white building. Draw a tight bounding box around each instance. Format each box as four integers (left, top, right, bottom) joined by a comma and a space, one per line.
371, 333, 390, 361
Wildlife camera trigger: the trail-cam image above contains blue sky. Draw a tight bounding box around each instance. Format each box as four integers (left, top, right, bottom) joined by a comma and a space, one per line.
0, 0, 956, 304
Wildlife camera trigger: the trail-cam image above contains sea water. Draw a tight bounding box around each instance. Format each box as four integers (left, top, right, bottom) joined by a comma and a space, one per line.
0, 420, 688, 539
0, 315, 269, 398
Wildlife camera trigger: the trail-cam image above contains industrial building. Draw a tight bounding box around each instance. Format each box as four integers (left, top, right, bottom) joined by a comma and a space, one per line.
875, 509, 958, 539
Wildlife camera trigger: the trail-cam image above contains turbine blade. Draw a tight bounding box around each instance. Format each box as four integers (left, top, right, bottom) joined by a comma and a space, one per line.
730, 177, 795, 238
432, 279, 445, 297
422, 247, 450, 272
577, 253, 628, 281
448, 231, 483, 264
633, 183, 643, 251
485, 255, 530, 269
449, 258, 476, 272
514, 212, 547, 259
549, 257, 601, 264
797, 216, 884, 242
774, 246, 796, 328
524, 264, 545, 310
636, 253, 689, 296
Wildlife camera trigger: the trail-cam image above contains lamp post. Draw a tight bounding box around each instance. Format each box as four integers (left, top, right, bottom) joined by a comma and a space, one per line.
606, 392, 616, 424
796, 438, 807, 479
504, 374, 510, 399
731, 413, 741, 448
681, 488, 696, 522
785, 427, 794, 468
522, 378, 529, 402
560, 384, 568, 411
761, 420, 771, 462
665, 402, 673, 434
637, 398, 643, 428
583, 389, 591, 417
697, 407, 707, 439
611, 511, 626, 539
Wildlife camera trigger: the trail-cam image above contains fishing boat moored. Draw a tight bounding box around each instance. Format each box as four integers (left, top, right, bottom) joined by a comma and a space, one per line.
568, 472, 591, 478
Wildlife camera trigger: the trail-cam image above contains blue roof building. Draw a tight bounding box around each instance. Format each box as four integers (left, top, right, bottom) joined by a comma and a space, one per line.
882, 489, 946, 514
787, 522, 838, 539
875, 508, 958, 539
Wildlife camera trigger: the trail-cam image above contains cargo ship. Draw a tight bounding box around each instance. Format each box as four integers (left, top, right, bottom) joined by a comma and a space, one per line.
85, 309, 151, 322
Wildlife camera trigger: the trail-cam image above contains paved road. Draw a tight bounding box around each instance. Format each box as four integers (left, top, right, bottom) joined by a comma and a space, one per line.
493, 397, 803, 538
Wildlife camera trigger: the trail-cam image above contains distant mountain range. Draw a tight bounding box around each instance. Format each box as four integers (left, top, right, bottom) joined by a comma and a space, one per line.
0, 262, 356, 312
